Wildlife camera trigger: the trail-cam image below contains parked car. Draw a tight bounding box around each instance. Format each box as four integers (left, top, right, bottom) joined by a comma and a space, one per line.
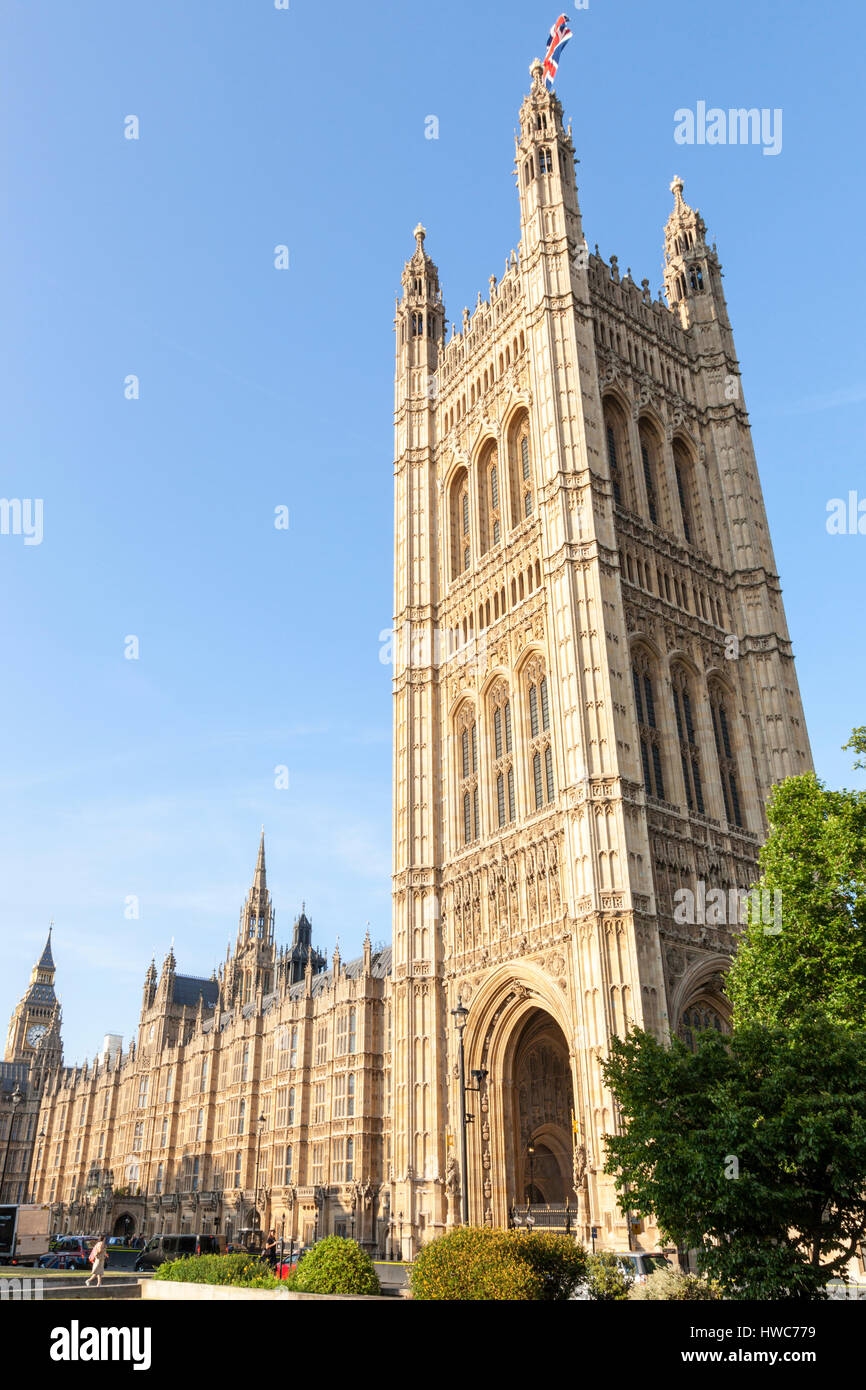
39, 1236, 98, 1270
613, 1251, 673, 1284
133, 1233, 219, 1272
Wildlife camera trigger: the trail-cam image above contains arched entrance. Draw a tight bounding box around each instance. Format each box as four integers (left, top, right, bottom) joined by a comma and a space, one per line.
112, 1212, 135, 1240
512, 1010, 574, 1206
461, 969, 584, 1232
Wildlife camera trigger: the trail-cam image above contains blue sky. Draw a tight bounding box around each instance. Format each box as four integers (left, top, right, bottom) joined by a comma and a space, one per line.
1, 0, 863, 1062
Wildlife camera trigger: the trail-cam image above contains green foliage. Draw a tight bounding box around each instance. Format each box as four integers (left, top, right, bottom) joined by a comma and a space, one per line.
585, 1251, 633, 1301
153, 1252, 279, 1288
602, 1013, 866, 1299
507, 1230, 587, 1300
290, 1237, 380, 1297
629, 1267, 721, 1300
727, 769, 866, 1030
409, 1227, 587, 1301
843, 727, 866, 772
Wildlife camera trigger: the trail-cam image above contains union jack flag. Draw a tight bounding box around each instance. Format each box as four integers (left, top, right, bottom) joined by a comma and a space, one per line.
542, 14, 573, 91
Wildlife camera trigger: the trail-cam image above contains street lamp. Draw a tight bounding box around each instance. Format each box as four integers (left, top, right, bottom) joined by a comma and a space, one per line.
28, 1127, 46, 1203
0, 1085, 24, 1206
450, 1006, 486, 1226
253, 1112, 266, 1229
526, 1140, 536, 1204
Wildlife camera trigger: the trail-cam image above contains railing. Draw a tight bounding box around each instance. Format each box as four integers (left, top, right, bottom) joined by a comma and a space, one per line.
511, 1203, 580, 1232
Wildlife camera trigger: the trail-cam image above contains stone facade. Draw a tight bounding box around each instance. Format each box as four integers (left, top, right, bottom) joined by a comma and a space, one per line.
388, 60, 810, 1253
2, 64, 810, 1260
13, 841, 394, 1252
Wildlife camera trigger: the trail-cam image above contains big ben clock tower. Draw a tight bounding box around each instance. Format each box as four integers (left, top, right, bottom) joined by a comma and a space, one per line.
4, 926, 62, 1063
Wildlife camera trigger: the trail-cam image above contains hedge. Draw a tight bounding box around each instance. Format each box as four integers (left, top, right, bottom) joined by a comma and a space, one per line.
153, 1253, 279, 1288
410, 1227, 587, 1301
629, 1267, 722, 1300
290, 1236, 381, 1296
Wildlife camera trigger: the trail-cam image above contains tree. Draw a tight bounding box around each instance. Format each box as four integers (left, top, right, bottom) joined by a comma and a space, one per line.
585, 1250, 633, 1300
602, 1014, 866, 1299
727, 763, 866, 1030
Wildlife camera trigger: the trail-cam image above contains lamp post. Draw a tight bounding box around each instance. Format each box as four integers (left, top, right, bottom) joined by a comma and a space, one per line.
253, 1112, 266, 1230
450, 1006, 486, 1226
28, 1127, 46, 1204
526, 1140, 536, 1204
0, 1085, 23, 1206
451, 1005, 470, 1225
398, 1210, 403, 1260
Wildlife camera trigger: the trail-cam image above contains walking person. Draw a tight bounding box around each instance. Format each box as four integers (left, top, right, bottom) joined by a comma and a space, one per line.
85, 1234, 108, 1288
264, 1228, 278, 1269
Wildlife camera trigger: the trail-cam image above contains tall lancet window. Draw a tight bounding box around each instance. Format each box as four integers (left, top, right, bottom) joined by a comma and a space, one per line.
457, 704, 479, 845
709, 683, 744, 828
490, 681, 515, 828
673, 441, 701, 549
671, 666, 704, 815
606, 424, 622, 506
450, 469, 471, 580
632, 648, 665, 800
508, 411, 533, 526
489, 457, 501, 545
526, 658, 555, 810
478, 443, 502, 553
603, 398, 637, 511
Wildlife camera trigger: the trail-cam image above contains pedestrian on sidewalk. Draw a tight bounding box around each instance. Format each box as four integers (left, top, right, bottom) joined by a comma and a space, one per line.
264, 1229, 278, 1268
85, 1234, 108, 1288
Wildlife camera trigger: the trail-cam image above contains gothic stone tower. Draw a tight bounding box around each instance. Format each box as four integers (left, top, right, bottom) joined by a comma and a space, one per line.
4, 927, 62, 1066
391, 61, 811, 1252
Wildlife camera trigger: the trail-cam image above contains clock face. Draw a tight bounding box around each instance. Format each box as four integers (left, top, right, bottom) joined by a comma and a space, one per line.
27, 1024, 48, 1046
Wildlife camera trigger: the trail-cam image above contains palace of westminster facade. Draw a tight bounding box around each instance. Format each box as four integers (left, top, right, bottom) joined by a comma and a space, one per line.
1, 62, 812, 1257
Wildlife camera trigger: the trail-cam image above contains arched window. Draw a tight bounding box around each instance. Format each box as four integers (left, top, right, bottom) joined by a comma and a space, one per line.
603, 398, 634, 511
347, 1073, 355, 1117
671, 666, 704, 814
709, 684, 743, 828
637, 427, 659, 525
287, 1087, 295, 1126
449, 469, 471, 580
679, 1001, 727, 1053
526, 659, 555, 809
507, 411, 533, 526
673, 441, 700, 548
478, 443, 501, 553
632, 648, 665, 800
457, 704, 479, 844
489, 681, 516, 827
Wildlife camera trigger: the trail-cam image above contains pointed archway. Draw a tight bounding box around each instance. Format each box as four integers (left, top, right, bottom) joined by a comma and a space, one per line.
459, 966, 585, 1231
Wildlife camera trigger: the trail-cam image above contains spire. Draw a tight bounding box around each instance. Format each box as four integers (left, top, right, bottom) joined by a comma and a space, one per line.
662, 175, 726, 328
254, 826, 267, 895
38, 923, 55, 971
236, 829, 274, 953
515, 56, 584, 278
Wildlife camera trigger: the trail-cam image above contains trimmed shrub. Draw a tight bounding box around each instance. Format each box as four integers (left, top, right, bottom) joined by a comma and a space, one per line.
153, 1252, 279, 1288
410, 1227, 587, 1302
290, 1237, 381, 1296
585, 1251, 633, 1300
508, 1230, 587, 1300
629, 1267, 722, 1300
